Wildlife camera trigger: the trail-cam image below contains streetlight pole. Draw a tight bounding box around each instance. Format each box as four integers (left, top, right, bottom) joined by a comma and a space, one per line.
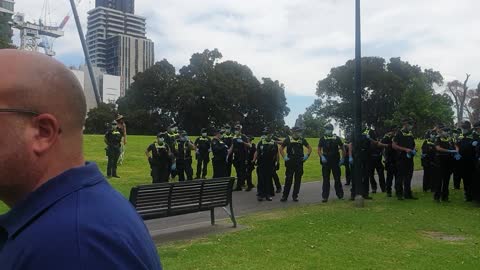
353, 0, 364, 206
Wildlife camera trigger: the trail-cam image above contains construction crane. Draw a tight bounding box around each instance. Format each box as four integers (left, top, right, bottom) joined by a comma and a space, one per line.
12, 0, 82, 56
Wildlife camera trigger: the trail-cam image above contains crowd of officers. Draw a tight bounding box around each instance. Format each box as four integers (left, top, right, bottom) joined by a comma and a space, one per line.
104, 117, 480, 204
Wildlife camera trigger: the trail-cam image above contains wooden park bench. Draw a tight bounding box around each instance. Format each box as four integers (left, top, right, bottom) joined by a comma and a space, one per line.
129, 177, 237, 228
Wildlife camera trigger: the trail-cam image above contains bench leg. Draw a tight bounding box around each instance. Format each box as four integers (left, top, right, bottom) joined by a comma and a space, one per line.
210, 208, 215, 226
222, 204, 237, 228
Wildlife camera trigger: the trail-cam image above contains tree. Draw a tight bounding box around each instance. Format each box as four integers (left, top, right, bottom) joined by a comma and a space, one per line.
468, 82, 480, 123
302, 99, 327, 138
393, 77, 454, 134
117, 49, 290, 135
84, 103, 118, 134
312, 57, 452, 135
445, 74, 471, 125
117, 59, 178, 133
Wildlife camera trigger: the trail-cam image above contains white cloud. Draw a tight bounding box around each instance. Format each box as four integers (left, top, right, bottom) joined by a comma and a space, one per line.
12, 0, 480, 98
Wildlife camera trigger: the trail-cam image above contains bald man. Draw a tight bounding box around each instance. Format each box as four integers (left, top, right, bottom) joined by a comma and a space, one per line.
0, 50, 162, 270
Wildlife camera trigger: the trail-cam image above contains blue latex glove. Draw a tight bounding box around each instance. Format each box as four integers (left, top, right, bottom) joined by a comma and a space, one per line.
406, 152, 412, 159
171, 163, 176, 171
339, 159, 344, 166
321, 155, 328, 163
284, 155, 290, 161
454, 153, 462, 161
447, 150, 458, 154
349, 157, 353, 165
237, 139, 244, 143
303, 154, 309, 161
411, 149, 417, 156
473, 141, 478, 147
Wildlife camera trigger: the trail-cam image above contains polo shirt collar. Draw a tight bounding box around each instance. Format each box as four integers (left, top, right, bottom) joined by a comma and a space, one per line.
0, 162, 104, 240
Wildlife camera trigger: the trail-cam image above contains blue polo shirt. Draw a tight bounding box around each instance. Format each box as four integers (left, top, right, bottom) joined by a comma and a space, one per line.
0, 162, 162, 270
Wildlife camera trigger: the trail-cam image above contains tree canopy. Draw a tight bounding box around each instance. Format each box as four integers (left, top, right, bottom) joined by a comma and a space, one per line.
312, 57, 454, 135
112, 49, 290, 135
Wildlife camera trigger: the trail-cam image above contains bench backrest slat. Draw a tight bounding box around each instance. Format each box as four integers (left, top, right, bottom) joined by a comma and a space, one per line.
129, 177, 234, 220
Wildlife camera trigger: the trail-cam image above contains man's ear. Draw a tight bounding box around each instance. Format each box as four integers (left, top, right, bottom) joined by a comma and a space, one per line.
31, 114, 61, 155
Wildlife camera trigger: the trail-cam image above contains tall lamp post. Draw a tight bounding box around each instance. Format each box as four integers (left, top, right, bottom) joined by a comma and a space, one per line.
353, 0, 364, 206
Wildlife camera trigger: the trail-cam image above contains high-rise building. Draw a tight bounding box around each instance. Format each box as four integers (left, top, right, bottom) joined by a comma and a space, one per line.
0, 0, 15, 44
95, 0, 134, 14
86, 1, 154, 96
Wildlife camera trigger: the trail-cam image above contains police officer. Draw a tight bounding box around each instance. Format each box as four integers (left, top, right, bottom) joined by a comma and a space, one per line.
349, 128, 375, 200
452, 128, 463, 190
343, 138, 352, 186
166, 124, 179, 178
105, 121, 123, 178
146, 131, 173, 183
222, 125, 234, 176
195, 128, 211, 179
368, 128, 386, 193
456, 121, 478, 201
211, 129, 229, 178
381, 127, 397, 197
421, 130, 437, 192
318, 123, 345, 202
280, 126, 312, 202
176, 130, 195, 181
272, 134, 283, 193
434, 126, 458, 202
472, 122, 480, 202
392, 118, 418, 200
115, 114, 127, 165
228, 124, 253, 191
254, 128, 278, 201
246, 136, 257, 190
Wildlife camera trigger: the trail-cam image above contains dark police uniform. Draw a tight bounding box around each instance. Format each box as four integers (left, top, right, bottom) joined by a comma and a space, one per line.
421, 138, 436, 192
272, 136, 283, 192
147, 141, 171, 183
381, 133, 397, 195
474, 131, 480, 202
256, 138, 278, 199
350, 130, 374, 199
211, 137, 229, 178
456, 131, 478, 201
195, 136, 211, 179
246, 139, 257, 191
452, 130, 462, 189
282, 136, 309, 200
105, 128, 123, 177
343, 142, 352, 185
368, 131, 386, 193
223, 133, 234, 176
176, 139, 194, 181
232, 133, 252, 190
434, 136, 455, 201
393, 129, 416, 199
166, 131, 179, 178
318, 134, 344, 200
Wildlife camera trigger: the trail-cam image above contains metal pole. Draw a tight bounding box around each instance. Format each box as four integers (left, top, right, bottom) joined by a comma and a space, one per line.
69, 0, 101, 106
353, 0, 364, 206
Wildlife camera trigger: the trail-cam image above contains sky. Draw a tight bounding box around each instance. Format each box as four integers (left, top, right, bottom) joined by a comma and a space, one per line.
12, 0, 480, 126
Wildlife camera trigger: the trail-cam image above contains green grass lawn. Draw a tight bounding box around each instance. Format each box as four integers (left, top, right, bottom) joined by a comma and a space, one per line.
0, 135, 423, 214
158, 190, 480, 270
2, 135, 476, 269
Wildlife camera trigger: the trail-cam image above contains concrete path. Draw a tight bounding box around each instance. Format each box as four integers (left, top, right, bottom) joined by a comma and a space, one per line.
148, 171, 425, 243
